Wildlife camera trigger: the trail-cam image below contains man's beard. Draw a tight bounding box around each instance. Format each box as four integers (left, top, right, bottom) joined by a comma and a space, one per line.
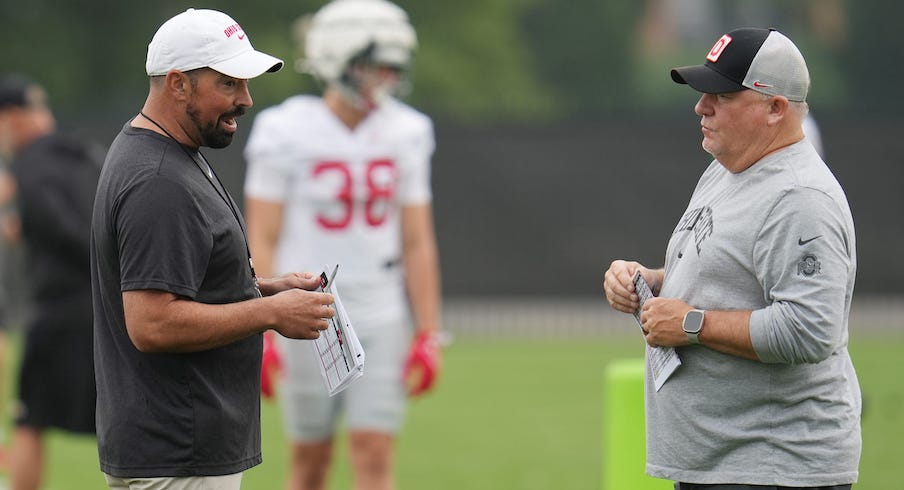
186, 103, 245, 149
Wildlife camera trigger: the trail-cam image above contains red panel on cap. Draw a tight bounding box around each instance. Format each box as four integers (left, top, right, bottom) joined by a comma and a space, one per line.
706, 35, 733, 62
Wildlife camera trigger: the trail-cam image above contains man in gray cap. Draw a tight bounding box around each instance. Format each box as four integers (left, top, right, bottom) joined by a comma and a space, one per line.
91, 8, 337, 489
603, 28, 860, 489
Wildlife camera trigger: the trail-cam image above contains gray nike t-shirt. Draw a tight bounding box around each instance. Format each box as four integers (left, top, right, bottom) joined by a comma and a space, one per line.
647, 139, 861, 486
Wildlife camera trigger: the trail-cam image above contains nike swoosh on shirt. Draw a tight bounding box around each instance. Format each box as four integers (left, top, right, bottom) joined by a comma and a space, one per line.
798, 235, 822, 245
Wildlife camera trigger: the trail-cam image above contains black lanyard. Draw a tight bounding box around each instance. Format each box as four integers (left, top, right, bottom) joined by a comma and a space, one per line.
137, 112, 258, 283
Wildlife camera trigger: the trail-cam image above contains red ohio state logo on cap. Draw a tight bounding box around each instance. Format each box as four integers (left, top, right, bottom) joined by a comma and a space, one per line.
706, 34, 732, 62
223, 23, 245, 39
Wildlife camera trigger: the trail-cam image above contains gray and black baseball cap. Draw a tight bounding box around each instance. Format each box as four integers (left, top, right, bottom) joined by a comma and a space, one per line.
670, 28, 810, 102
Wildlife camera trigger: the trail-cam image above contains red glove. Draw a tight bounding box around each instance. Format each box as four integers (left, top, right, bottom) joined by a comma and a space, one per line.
261, 331, 282, 400
403, 330, 441, 397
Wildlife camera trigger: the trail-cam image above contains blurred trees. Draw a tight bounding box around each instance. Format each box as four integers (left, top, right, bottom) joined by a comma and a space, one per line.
0, 0, 898, 125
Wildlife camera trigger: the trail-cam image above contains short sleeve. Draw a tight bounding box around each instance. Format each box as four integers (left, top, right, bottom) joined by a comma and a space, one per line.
397, 115, 435, 206
244, 111, 294, 203
116, 176, 213, 298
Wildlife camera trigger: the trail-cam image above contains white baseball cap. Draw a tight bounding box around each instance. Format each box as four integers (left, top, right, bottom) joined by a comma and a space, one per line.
670, 28, 810, 102
146, 8, 283, 79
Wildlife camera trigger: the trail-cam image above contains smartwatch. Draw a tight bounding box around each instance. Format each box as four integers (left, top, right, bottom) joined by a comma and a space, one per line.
683, 309, 705, 344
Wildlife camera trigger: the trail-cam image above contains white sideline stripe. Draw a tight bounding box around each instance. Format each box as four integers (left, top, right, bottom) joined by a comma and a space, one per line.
442, 294, 904, 338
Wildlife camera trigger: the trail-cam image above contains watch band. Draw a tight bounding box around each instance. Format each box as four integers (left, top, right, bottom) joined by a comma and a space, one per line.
686, 329, 701, 344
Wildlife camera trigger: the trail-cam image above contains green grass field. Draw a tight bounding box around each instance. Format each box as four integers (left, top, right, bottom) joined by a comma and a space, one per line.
3, 333, 903, 489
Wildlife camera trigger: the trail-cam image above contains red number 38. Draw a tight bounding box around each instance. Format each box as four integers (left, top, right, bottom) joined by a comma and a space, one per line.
312, 159, 397, 230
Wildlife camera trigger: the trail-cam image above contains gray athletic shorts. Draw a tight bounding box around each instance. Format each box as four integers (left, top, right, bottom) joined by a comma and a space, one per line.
279, 318, 410, 442
104, 473, 242, 490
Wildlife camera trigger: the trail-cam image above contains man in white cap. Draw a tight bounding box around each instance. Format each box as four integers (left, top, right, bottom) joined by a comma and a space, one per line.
603, 28, 860, 489
91, 9, 338, 489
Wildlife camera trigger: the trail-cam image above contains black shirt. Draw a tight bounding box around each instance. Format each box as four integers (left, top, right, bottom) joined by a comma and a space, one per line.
91, 122, 262, 477
12, 132, 101, 306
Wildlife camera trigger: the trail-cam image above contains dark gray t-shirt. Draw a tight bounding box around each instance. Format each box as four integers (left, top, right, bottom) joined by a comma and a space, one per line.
91, 123, 262, 477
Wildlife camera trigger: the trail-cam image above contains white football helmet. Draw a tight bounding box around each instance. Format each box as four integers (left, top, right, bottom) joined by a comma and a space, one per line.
298, 0, 417, 86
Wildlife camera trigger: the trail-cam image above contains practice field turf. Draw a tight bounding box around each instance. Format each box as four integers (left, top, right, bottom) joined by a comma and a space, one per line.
2, 333, 902, 489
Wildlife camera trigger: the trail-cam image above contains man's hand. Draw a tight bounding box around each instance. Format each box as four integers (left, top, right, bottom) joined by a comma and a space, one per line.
257, 272, 322, 296
404, 330, 441, 397
603, 260, 662, 314
268, 288, 335, 340
639, 297, 694, 347
261, 331, 282, 400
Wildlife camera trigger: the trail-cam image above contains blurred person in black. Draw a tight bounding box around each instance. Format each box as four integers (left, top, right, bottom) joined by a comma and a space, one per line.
0, 73, 101, 490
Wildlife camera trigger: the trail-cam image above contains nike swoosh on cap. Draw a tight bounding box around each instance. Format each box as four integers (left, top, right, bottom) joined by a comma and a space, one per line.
752, 81, 772, 88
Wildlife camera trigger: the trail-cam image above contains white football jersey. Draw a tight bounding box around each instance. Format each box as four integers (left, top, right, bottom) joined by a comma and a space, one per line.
244, 95, 434, 325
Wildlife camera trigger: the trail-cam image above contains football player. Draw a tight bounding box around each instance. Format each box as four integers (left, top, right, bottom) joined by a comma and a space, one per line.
243, 1, 443, 488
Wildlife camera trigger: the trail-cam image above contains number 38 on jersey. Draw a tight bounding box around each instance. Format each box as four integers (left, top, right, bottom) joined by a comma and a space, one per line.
312, 159, 398, 230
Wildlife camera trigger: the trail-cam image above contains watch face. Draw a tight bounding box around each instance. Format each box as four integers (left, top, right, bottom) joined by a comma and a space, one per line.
684, 310, 704, 333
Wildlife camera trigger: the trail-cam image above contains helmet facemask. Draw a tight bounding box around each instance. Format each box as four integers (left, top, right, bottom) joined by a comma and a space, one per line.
336, 42, 412, 111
